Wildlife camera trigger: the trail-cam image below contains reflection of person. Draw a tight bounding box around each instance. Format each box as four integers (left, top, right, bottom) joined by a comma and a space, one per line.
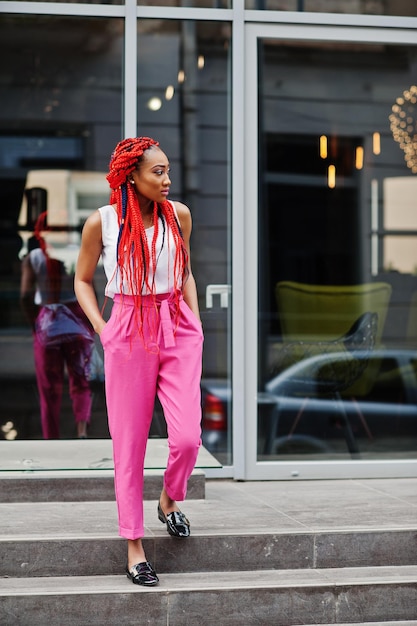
20, 212, 94, 439
74, 137, 203, 586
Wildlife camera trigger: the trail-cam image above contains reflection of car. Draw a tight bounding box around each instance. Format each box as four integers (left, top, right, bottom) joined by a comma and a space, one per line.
201, 378, 231, 454
201, 349, 417, 457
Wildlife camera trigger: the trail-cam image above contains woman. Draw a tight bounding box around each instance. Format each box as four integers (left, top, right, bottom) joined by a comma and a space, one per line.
74, 137, 203, 586
20, 212, 94, 439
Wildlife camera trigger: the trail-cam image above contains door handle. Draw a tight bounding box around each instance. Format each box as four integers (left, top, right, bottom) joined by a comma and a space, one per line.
205, 284, 231, 309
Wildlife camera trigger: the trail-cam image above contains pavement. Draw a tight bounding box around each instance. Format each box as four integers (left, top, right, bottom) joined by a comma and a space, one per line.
196, 476, 417, 537
0, 473, 416, 541
0, 439, 416, 536
0, 437, 414, 528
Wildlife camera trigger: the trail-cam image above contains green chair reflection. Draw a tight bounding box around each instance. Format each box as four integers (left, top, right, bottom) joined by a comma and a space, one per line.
265, 312, 378, 456
276, 281, 391, 343
275, 280, 392, 397
266, 281, 392, 456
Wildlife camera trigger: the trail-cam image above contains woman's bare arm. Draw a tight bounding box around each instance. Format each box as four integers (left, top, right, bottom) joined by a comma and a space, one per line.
20, 255, 38, 330
74, 211, 106, 335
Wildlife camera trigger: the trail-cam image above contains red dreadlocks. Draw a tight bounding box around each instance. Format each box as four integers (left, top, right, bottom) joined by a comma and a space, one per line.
106, 137, 189, 329
34, 211, 63, 304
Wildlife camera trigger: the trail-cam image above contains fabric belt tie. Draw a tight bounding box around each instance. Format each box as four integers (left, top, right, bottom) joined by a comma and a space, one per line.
113, 292, 178, 349
159, 298, 176, 348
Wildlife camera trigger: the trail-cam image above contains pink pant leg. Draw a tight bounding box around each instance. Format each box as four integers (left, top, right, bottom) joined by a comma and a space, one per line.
101, 300, 159, 540
63, 338, 93, 425
157, 299, 203, 502
33, 333, 64, 439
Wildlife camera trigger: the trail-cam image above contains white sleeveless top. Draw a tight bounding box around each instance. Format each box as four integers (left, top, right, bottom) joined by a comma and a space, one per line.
29, 248, 77, 305
98, 203, 179, 298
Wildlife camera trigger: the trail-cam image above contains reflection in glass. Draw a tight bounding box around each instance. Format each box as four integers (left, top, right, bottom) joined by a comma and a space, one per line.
0, 13, 233, 463
389, 85, 417, 173
20, 211, 96, 440
136, 19, 233, 465
245, 0, 417, 16
137, 0, 231, 8
0, 14, 123, 440
384, 177, 417, 230
14, 0, 124, 3
384, 237, 417, 274
257, 40, 417, 461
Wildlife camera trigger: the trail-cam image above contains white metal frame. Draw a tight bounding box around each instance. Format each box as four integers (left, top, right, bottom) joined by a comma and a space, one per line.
243, 20, 417, 480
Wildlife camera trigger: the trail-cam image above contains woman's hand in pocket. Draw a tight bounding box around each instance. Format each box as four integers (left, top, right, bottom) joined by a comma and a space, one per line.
96, 319, 107, 337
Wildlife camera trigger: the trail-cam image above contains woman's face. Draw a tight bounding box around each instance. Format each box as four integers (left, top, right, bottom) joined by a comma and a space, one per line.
130, 146, 171, 206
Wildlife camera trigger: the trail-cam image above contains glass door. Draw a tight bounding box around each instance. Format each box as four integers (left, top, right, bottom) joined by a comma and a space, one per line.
244, 20, 417, 479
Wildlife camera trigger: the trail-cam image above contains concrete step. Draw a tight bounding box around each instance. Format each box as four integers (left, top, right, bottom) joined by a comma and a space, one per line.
1, 499, 416, 578
0, 439, 220, 502
0, 469, 205, 502
1, 478, 416, 625
1, 566, 417, 625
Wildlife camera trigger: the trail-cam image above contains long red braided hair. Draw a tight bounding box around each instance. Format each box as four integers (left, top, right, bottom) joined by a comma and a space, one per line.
106, 137, 189, 333
33, 211, 63, 304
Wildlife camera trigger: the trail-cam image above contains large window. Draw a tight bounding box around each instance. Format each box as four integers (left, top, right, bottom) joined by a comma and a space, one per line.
245, 0, 417, 16
0, 11, 233, 463
1, 0, 416, 479
0, 14, 123, 439
256, 39, 417, 462
136, 19, 233, 464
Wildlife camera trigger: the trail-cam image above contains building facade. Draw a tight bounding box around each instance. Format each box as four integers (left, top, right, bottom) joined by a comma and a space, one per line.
1, 0, 417, 479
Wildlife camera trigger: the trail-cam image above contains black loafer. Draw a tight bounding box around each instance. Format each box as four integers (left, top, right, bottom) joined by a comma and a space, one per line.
158, 503, 190, 538
126, 561, 159, 586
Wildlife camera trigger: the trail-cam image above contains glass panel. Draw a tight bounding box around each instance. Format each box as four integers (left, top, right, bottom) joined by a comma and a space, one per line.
384, 237, 417, 274
0, 14, 123, 441
257, 39, 417, 462
245, 0, 417, 17
13, 1, 124, 3
135, 19, 233, 465
137, 0, 231, 8
384, 178, 417, 230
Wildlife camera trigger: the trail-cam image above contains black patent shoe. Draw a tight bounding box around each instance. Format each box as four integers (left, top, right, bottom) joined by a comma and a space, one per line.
126, 561, 159, 586
158, 503, 191, 538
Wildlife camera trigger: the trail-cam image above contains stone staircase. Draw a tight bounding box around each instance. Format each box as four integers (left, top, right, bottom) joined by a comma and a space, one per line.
0, 451, 417, 625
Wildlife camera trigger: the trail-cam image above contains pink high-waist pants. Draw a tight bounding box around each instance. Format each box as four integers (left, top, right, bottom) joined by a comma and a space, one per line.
33, 328, 93, 439
100, 292, 203, 540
